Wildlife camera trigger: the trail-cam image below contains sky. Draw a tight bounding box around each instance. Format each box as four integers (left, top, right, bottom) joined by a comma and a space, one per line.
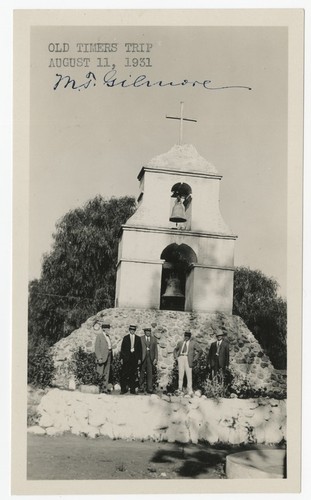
29, 25, 288, 296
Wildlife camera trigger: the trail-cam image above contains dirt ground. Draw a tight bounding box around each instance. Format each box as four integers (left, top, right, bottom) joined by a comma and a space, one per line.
27, 434, 230, 480
27, 434, 285, 480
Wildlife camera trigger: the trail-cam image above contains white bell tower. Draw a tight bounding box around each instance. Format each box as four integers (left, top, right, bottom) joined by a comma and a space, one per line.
115, 141, 237, 314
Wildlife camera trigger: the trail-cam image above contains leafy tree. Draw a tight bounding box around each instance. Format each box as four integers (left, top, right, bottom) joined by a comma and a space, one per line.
27, 334, 55, 388
28, 195, 136, 345
233, 266, 287, 369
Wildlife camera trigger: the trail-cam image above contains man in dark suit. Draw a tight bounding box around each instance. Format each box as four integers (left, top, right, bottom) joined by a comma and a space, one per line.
94, 323, 113, 393
120, 324, 142, 394
173, 331, 198, 395
139, 327, 158, 394
208, 331, 230, 383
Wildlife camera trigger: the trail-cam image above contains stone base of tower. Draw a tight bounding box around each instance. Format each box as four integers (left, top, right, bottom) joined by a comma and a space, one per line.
51, 308, 286, 397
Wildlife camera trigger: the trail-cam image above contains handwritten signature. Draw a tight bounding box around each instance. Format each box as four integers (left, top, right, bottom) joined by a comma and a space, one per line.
53, 69, 252, 92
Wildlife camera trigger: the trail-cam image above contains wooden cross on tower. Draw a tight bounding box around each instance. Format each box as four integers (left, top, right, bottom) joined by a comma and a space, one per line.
166, 102, 197, 145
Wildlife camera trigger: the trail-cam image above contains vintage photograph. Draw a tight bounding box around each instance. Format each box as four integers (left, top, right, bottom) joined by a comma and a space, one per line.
11, 9, 304, 495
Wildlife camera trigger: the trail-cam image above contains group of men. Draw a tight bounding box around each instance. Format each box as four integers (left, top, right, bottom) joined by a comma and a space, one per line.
95, 323, 158, 394
119, 324, 158, 394
94, 322, 230, 395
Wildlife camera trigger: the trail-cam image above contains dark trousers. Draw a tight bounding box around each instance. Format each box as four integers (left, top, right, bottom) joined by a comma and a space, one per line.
139, 354, 153, 392
121, 353, 138, 393
210, 360, 226, 384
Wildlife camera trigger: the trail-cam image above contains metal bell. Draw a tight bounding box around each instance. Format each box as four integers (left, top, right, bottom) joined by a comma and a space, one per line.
169, 198, 187, 223
162, 277, 185, 298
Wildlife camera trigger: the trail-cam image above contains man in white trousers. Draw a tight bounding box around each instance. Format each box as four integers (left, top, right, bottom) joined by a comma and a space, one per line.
173, 331, 198, 395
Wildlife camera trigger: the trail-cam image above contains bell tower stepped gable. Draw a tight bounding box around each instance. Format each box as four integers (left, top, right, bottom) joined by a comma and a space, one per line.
126, 144, 233, 236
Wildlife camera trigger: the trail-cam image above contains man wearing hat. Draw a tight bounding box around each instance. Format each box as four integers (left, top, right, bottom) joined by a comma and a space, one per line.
139, 327, 158, 394
173, 331, 198, 395
208, 331, 230, 383
120, 325, 142, 394
94, 323, 113, 393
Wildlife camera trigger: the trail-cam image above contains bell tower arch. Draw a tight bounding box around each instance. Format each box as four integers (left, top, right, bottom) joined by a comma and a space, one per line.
160, 243, 197, 311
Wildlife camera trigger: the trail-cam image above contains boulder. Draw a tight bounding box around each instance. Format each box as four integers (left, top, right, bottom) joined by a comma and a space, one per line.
46, 427, 62, 436
28, 425, 46, 435
39, 412, 54, 428
79, 385, 100, 394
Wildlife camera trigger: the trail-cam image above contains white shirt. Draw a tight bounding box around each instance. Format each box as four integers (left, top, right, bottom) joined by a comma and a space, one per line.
103, 331, 112, 350
130, 333, 135, 351
181, 340, 189, 355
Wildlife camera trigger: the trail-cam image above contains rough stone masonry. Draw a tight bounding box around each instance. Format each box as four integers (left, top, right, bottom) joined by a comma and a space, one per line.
50, 308, 286, 394
28, 388, 286, 445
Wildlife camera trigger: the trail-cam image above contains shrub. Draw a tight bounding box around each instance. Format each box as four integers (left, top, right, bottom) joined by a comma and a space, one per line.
72, 348, 160, 391
109, 351, 122, 386
192, 349, 209, 388
166, 360, 179, 393
201, 377, 229, 399
72, 347, 101, 386
228, 373, 266, 398
166, 354, 286, 399
27, 336, 55, 388
227, 371, 286, 399
152, 364, 160, 392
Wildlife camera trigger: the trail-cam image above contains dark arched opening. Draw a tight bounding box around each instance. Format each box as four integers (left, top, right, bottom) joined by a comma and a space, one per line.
160, 243, 197, 311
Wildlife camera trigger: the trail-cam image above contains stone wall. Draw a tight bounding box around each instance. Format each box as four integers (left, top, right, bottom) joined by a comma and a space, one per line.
28, 388, 286, 445
51, 308, 286, 394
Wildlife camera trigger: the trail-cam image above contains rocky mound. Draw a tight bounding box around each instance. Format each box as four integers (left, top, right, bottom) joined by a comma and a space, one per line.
50, 308, 286, 395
